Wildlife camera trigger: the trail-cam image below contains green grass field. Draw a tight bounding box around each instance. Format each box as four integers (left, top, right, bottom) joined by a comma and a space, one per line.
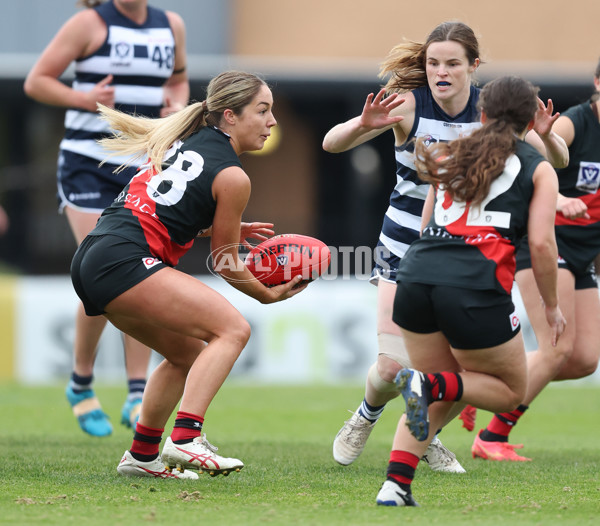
0, 382, 598, 525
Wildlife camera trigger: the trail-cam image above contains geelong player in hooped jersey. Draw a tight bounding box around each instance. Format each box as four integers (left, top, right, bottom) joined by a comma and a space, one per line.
24, 0, 189, 439
474, 60, 600, 462
323, 21, 568, 474
374, 76, 566, 507
71, 71, 308, 479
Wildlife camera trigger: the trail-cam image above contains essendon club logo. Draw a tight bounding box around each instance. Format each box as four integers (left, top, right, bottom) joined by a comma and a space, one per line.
509, 310, 520, 331
142, 257, 162, 270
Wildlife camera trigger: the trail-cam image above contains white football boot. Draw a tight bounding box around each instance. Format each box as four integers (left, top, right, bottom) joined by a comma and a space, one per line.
376, 480, 419, 507
421, 436, 466, 473
332, 410, 376, 465
117, 450, 198, 479
162, 435, 244, 476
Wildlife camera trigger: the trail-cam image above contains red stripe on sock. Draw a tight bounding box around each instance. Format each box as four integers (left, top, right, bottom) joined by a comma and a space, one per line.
131, 424, 164, 457
442, 372, 460, 401
170, 410, 205, 442
390, 450, 420, 468
176, 411, 205, 422
487, 408, 525, 437
389, 473, 413, 485
134, 423, 164, 437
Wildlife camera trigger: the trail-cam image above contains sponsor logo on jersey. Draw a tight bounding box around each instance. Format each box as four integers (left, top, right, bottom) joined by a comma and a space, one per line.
509, 310, 520, 331
142, 257, 162, 270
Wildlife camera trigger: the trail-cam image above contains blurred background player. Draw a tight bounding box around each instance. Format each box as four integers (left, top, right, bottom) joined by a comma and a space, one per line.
23, 0, 189, 437
71, 70, 308, 478
376, 76, 566, 506
0, 205, 8, 237
471, 58, 600, 461
322, 21, 566, 473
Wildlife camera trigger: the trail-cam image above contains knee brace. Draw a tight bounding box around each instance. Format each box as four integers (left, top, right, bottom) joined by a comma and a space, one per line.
367, 362, 398, 394
377, 333, 413, 369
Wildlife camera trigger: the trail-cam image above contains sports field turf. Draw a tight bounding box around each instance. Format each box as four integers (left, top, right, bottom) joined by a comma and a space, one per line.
0, 382, 598, 525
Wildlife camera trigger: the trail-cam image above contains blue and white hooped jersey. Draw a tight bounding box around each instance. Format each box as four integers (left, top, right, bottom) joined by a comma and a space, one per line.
379, 84, 481, 259
59, 0, 175, 167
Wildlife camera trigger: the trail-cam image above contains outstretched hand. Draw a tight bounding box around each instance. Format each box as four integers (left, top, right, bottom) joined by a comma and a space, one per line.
359, 89, 405, 130
240, 222, 275, 249
533, 97, 560, 137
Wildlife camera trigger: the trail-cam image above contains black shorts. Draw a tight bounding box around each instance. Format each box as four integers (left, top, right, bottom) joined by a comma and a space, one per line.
392, 281, 521, 350
71, 234, 167, 316
515, 241, 597, 290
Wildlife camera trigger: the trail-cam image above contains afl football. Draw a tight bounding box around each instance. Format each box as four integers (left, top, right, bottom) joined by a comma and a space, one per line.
245, 234, 331, 286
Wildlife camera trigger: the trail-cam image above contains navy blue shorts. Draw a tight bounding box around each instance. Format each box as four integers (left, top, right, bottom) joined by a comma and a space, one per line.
57, 150, 137, 212
393, 281, 521, 350
370, 241, 399, 283
71, 234, 167, 316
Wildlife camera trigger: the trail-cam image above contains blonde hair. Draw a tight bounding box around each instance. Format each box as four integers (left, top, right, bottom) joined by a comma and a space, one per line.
380, 21, 480, 93
98, 71, 267, 173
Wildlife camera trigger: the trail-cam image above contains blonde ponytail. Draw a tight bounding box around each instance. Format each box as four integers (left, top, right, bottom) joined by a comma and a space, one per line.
97, 102, 207, 173
97, 70, 267, 173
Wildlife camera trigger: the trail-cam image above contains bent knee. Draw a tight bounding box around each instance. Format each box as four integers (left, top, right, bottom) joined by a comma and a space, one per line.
544, 343, 575, 368
376, 355, 403, 383
559, 354, 599, 380
497, 382, 527, 412
223, 317, 251, 349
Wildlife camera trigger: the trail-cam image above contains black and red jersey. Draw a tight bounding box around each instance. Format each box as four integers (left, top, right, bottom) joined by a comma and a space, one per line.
396, 140, 544, 294
552, 100, 600, 274
90, 126, 242, 266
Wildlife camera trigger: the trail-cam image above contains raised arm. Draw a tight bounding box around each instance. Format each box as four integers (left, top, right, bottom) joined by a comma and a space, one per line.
525, 98, 569, 169
322, 89, 410, 152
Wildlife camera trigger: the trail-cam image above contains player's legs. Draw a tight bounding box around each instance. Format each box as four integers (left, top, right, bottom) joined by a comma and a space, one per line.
106, 267, 249, 476
553, 286, 600, 380
473, 267, 575, 459
380, 328, 526, 504
368, 280, 407, 401
65, 206, 109, 377
516, 268, 576, 403
334, 279, 464, 471
120, 334, 152, 428
390, 330, 527, 466
65, 205, 152, 433
63, 207, 114, 435
104, 267, 251, 425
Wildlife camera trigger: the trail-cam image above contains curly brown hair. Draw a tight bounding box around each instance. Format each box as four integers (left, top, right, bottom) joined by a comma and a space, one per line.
414, 76, 539, 207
